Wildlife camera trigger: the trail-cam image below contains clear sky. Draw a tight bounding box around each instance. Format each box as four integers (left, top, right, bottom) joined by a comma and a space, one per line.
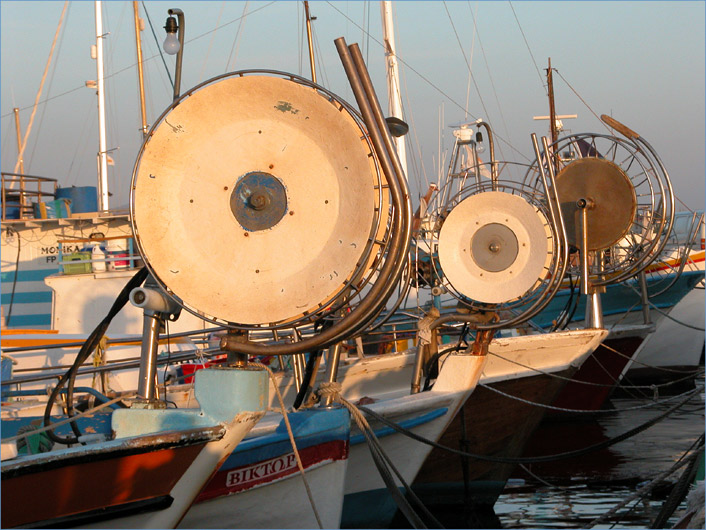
1, 1, 704, 211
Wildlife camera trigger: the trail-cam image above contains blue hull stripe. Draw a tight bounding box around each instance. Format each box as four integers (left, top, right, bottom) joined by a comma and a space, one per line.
2, 313, 52, 328
1, 269, 56, 283
350, 407, 448, 446
1, 292, 52, 305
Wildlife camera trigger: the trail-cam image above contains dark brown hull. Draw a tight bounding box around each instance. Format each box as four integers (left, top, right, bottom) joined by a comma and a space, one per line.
411, 367, 575, 507
549, 334, 646, 414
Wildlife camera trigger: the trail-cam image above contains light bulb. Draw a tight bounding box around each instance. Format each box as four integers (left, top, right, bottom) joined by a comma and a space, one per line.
475, 143, 486, 154
163, 32, 180, 55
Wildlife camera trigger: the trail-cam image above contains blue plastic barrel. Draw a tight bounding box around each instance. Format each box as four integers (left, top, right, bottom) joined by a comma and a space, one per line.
55, 186, 98, 213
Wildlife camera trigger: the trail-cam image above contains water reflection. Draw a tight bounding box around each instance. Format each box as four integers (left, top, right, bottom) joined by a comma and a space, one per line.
495, 389, 704, 528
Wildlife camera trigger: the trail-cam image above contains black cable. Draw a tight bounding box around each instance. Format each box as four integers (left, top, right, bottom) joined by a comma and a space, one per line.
292, 317, 333, 410
292, 350, 322, 410
43, 267, 148, 445
357, 386, 701, 465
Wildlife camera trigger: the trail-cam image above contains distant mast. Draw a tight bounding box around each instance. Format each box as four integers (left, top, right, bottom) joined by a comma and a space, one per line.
303, 1, 317, 83
94, 0, 109, 211
380, 1, 407, 176
133, 1, 149, 139
533, 58, 576, 166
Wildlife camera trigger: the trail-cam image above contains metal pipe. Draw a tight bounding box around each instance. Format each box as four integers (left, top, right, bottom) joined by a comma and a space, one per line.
585, 291, 604, 329
410, 342, 426, 394
475, 120, 497, 187
321, 342, 343, 407
168, 8, 184, 101
136, 311, 161, 401
578, 199, 591, 295
638, 270, 651, 325
3, 349, 204, 386
292, 354, 303, 393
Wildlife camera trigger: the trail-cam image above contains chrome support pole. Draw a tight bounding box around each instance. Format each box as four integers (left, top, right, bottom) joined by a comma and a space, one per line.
638, 270, 651, 325
579, 200, 591, 296
136, 311, 161, 402
585, 291, 604, 329
411, 342, 426, 394
168, 8, 184, 101
321, 342, 342, 407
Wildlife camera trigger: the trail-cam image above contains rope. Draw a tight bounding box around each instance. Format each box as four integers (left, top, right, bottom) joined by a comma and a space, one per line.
650, 434, 705, 528
646, 299, 706, 332
250, 362, 323, 529
478, 380, 702, 415
582, 440, 704, 528
353, 386, 701, 465
601, 340, 704, 376
469, 346, 701, 394
317, 382, 443, 529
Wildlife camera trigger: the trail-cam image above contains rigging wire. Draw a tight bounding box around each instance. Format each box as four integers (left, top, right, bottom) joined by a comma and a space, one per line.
27, 2, 71, 174
508, 0, 546, 95
13, 1, 68, 176
324, 0, 530, 164
141, 0, 174, 90
554, 69, 613, 133
466, 0, 513, 161
199, 0, 226, 82
442, 1, 492, 125
225, 1, 250, 72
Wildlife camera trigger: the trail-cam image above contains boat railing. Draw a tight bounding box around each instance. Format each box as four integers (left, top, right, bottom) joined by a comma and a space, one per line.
1, 172, 58, 221
55, 234, 141, 274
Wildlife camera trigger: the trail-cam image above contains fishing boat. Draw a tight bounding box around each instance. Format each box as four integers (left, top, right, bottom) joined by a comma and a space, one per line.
1, 360, 268, 528
622, 210, 705, 388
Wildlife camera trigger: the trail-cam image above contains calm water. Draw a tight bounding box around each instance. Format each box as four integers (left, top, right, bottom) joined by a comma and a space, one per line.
494, 381, 705, 529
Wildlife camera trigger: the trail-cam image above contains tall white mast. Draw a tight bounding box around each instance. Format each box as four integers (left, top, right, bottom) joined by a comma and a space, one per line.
380, 1, 407, 176
95, 1, 109, 211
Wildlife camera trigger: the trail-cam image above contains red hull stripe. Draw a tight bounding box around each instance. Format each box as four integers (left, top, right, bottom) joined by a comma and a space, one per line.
196, 440, 348, 502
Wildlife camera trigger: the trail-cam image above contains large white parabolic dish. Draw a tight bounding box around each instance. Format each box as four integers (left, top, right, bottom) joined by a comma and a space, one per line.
437, 191, 549, 304
131, 75, 376, 325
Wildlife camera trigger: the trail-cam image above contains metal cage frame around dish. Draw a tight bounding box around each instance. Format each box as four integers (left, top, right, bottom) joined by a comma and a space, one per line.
422, 161, 564, 317
129, 70, 395, 333
523, 131, 675, 287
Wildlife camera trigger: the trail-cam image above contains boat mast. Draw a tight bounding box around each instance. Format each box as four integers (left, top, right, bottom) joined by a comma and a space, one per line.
547, 57, 558, 148
380, 0, 407, 176
133, 1, 149, 139
94, 0, 110, 211
303, 1, 317, 83
13, 108, 24, 174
